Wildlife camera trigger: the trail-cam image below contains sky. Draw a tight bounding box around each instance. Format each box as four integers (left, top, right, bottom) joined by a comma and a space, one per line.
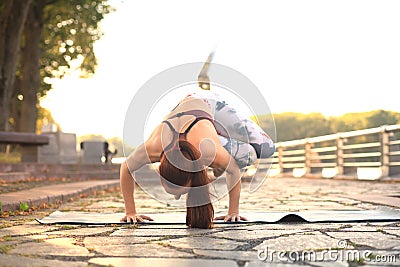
40, 0, 400, 139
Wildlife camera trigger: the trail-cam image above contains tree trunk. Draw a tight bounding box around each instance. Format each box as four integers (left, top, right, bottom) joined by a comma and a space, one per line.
0, 0, 32, 131
10, 75, 22, 131
19, 0, 46, 133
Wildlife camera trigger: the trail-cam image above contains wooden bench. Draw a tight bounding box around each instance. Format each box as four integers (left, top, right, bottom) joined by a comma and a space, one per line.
0, 131, 50, 162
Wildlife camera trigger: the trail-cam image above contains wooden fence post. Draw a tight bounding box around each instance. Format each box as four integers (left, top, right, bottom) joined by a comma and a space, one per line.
305, 139, 312, 175
336, 136, 344, 176
380, 126, 390, 178
277, 146, 284, 174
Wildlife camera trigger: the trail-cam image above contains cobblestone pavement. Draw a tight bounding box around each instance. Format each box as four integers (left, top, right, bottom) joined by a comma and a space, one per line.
1, 177, 400, 267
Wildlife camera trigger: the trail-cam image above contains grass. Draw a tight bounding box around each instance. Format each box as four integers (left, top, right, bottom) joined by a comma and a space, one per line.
19, 202, 29, 212
58, 225, 78, 230
0, 151, 21, 163
0, 244, 14, 254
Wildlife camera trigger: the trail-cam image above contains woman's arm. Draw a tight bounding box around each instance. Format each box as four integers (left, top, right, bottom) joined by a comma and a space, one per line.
197, 121, 246, 222
120, 142, 155, 223
211, 142, 246, 222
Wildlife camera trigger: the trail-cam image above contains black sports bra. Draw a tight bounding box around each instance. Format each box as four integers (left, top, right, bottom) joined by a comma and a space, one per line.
160, 110, 215, 156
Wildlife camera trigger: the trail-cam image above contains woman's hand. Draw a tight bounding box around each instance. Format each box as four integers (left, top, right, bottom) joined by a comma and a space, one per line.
214, 213, 248, 222
120, 214, 154, 223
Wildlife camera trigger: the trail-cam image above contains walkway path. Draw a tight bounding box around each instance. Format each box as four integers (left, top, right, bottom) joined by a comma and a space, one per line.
1, 177, 400, 266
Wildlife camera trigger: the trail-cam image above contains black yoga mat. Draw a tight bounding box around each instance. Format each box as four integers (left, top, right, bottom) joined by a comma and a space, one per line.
36, 206, 400, 225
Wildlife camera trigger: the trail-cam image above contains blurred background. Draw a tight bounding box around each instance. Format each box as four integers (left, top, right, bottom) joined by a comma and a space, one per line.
1, 0, 399, 163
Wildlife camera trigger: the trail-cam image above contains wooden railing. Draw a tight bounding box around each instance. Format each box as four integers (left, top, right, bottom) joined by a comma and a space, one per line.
254, 124, 400, 180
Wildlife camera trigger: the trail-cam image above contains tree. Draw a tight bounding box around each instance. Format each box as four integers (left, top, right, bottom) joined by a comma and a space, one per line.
257, 110, 400, 142
0, 0, 33, 131
271, 112, 331, 142
366, 110, 399, 128
18, 0, 47, 132
1, 0, 112, 133
330, 112, 368, 133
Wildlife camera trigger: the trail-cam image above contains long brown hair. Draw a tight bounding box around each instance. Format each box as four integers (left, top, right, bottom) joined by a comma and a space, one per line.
159, 140, 214, 229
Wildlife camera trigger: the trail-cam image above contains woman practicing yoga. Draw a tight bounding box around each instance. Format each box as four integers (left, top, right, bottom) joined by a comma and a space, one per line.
120, 91, 275, 228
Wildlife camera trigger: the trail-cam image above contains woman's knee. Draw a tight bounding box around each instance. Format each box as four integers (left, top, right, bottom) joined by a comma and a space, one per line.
250, 142, 276, 158
219, 136, 257, 168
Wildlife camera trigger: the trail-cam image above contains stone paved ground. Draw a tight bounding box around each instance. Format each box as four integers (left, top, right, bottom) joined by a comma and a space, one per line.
1, 177, 400, 267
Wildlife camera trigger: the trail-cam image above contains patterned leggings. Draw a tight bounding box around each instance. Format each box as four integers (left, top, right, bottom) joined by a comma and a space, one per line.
187, 92, 275, 168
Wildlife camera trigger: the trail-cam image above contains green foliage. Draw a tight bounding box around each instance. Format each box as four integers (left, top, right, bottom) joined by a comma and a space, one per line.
273, 112, 332, 141
19, 202, 29, 212
366, 110, 400, 128
259, 109, 400, 142
39, 0, 114, 97
4, 0, 114, 133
